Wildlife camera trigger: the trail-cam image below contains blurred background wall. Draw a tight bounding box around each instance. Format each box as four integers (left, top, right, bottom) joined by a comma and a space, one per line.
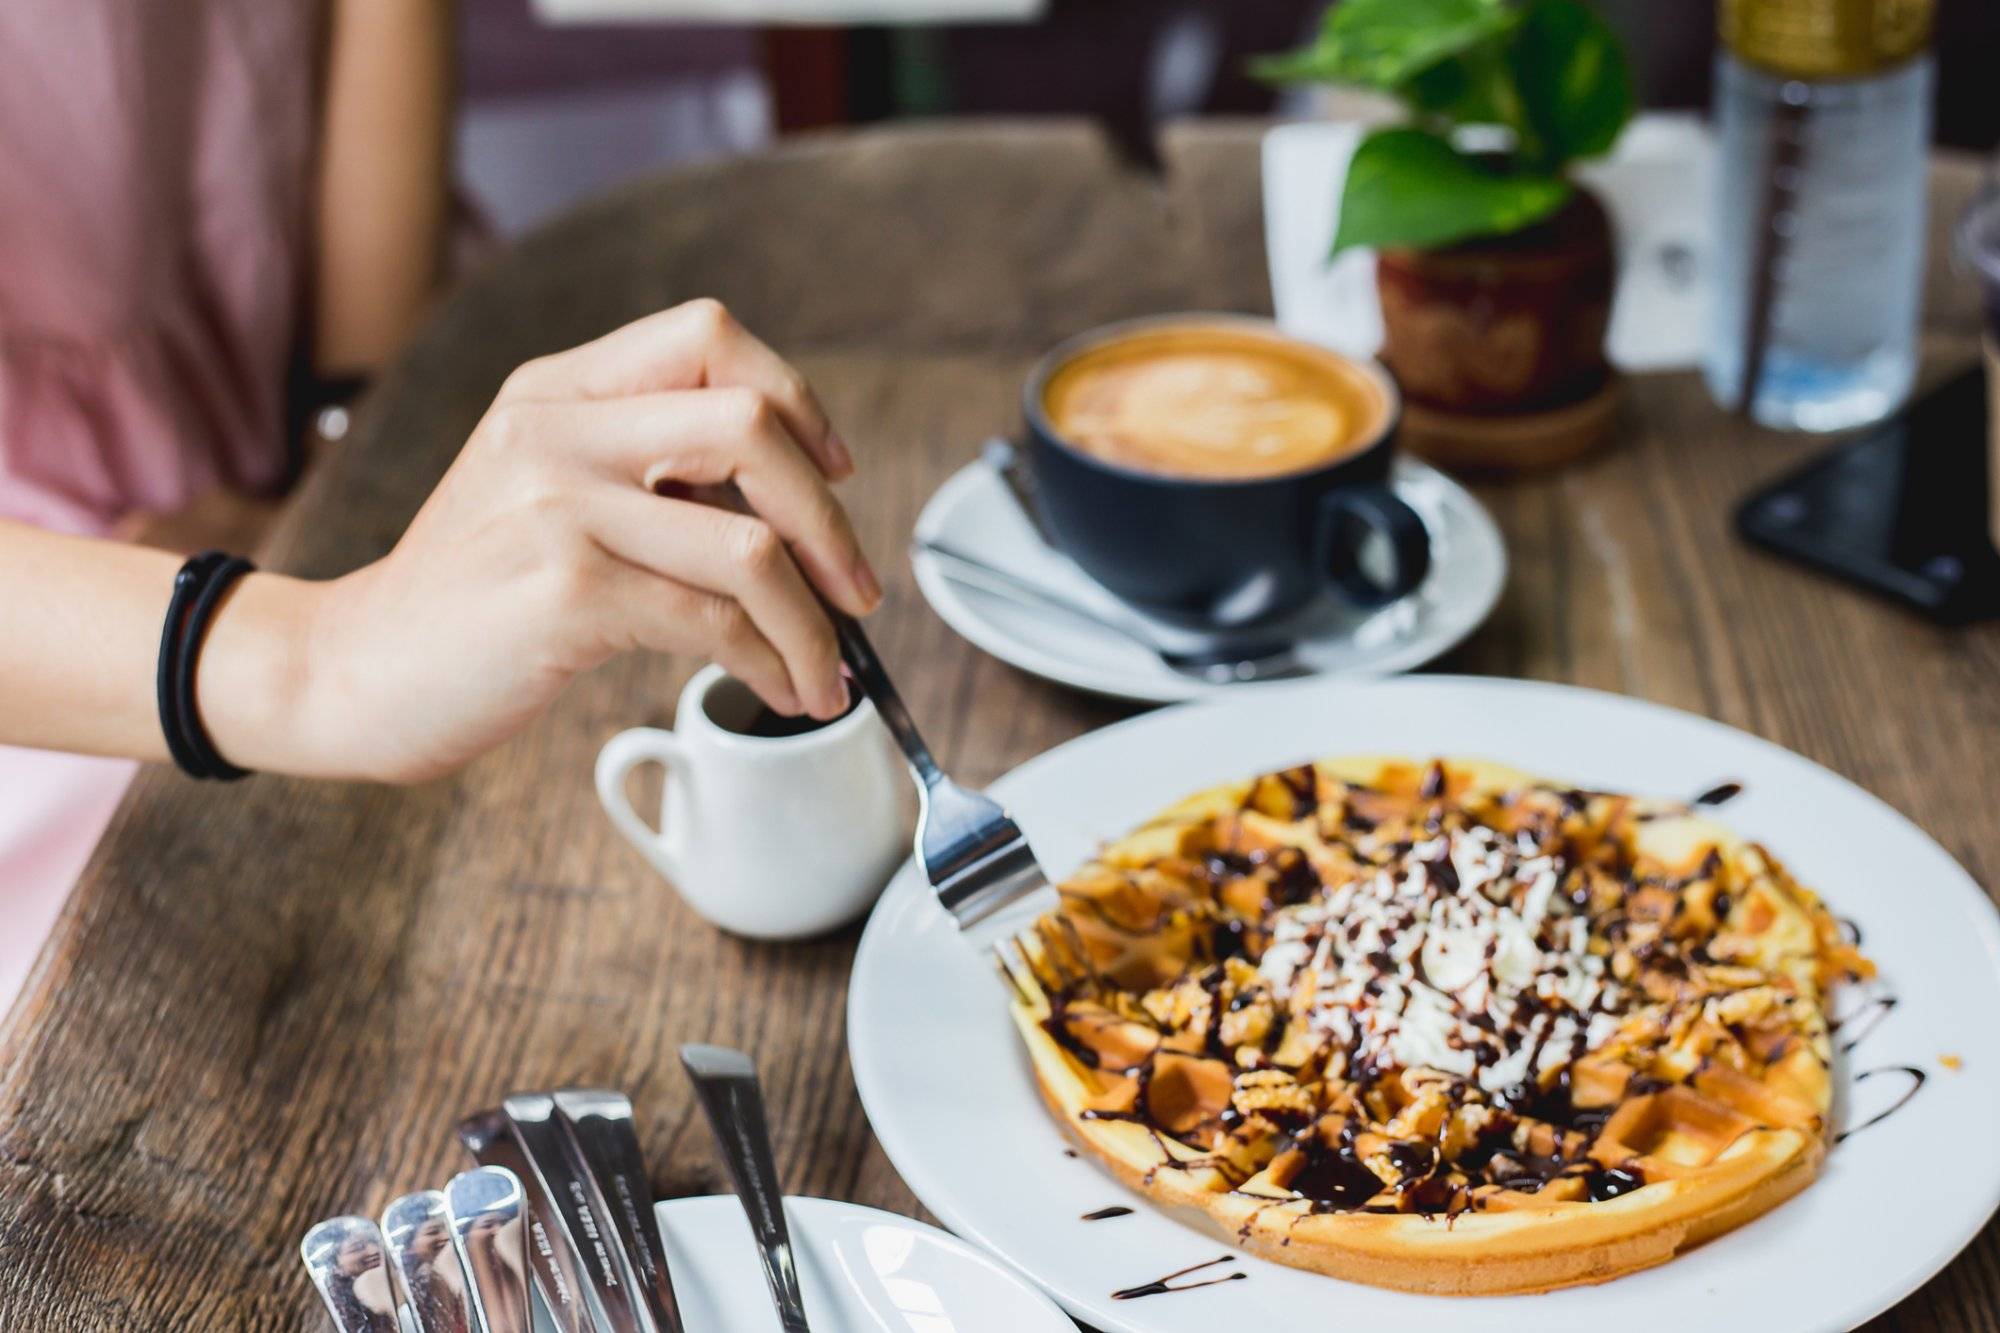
457, 0, 2000, 236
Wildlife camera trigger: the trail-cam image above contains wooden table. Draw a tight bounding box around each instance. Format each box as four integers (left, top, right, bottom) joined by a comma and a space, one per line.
2, 121, 1995, 1329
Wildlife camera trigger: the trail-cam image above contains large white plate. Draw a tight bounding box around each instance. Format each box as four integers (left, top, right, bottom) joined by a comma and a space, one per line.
847, 676, 2000, 1332
648, 1195, 1073, 1331
910, 456, 1505, 704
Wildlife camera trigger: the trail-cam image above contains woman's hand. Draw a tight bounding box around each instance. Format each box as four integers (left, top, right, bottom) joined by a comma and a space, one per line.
288, 299, 880, 783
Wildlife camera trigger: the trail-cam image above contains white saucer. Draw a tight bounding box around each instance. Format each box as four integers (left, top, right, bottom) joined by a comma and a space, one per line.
847, 676, 2000, 1332
910, 456, 1506, 703
649, 1195, 1073, 1331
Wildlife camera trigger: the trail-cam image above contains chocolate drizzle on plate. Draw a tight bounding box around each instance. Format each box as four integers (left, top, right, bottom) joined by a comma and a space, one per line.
1835, 1066, 1927, 1143
1692, 780, 1745, 807
1081, 1205, 1134, 1221
1831, 992, 1898, 1054
1110, 1256, 1245, 1300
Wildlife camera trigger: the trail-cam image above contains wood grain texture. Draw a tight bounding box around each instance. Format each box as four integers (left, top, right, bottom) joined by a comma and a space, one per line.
1, 121, 1994, 1330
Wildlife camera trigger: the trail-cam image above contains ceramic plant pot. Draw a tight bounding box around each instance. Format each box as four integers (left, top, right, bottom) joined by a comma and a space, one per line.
1375, 188, 1615, 417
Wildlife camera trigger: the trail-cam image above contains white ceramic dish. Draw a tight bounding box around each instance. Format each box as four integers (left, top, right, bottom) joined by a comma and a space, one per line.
909, 456, 1506, 705
847, 676, 2000, 1332
645, 1195, 1073, 1331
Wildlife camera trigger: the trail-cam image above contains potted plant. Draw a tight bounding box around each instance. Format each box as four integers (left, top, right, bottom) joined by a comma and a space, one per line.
1257, 0, 1635, 457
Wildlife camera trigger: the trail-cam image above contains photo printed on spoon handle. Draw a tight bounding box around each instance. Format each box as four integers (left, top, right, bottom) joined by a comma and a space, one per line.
552, 1088, 685, 1333
443, 1167, 533, 1333
504, 1093, 649, 1333
457, 1111, 596, 1333
301, 1215, 401, 1333
382, 1191, 473, 1333
679, 1045, 811, 1332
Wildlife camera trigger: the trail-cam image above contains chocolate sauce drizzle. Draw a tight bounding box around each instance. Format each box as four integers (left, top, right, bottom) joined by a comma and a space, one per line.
1692, 780, 1745, 807
1831, 993, 1898, 1054
1111, 1256, 1245, 1300
1081, 1205, 1134, 1221
1836, 1066, 1927, 1143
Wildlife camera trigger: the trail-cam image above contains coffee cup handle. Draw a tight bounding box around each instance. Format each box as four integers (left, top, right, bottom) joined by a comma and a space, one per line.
1314, 485, 1432, 608
595, 727, 689, 878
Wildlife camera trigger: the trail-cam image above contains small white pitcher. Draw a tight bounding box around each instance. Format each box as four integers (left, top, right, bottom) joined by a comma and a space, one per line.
595, 664, 913, 940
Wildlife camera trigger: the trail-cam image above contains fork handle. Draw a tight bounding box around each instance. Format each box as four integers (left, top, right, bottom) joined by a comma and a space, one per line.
831, 612, 943, 789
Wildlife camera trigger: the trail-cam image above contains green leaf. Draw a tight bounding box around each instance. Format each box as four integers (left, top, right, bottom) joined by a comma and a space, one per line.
1333, 128, 1571, 253
1253, 0, 1520, 91
1508, 0, 1634, 162
1400, 55, 1508, 126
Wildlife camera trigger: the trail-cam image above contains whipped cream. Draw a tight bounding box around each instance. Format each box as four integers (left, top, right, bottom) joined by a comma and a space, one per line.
1256, 824, 1625, 1093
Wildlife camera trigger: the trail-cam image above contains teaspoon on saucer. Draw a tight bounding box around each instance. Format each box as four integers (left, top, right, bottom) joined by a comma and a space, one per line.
914, 537, 1308, 684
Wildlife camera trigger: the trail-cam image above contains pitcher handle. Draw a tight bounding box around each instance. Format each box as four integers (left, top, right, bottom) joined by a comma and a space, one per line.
595, 727, 688, 878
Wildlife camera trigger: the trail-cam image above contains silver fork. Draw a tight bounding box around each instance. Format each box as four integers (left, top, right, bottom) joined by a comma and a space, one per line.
831, 612, 1049, 928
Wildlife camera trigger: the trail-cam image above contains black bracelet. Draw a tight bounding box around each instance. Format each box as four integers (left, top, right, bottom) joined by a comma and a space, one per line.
157, 550, 256, 780
157, 551, 226, 778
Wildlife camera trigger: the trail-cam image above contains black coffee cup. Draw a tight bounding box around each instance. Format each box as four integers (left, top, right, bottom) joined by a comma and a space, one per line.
1022, 315, 1432, 631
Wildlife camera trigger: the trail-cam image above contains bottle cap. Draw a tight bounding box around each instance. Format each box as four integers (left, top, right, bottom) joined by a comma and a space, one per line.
1720, 0, 1934, 78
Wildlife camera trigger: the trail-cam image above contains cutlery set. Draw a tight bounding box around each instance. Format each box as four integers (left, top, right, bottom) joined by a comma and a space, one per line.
304, 1048, 805, 1332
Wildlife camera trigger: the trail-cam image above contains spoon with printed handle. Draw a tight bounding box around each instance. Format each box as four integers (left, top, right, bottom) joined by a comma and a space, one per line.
444, 1166, 534, 1333
680, 1044, 810, 1332
301, 1215, 402, 1333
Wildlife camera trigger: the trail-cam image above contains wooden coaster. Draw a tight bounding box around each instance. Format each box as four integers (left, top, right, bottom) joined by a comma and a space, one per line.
1397, 374, 1624, 473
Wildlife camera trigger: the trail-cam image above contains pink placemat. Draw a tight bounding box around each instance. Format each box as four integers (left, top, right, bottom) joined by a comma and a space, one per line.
0, 746, 135, 1019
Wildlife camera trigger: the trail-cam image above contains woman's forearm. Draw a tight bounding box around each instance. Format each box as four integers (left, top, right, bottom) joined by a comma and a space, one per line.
1, 301, 879, 787
0, 522, 321, 772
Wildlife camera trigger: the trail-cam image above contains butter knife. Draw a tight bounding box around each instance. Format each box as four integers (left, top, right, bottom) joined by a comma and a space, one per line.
505, 1092, 649, 1333
680, 1044, 810, 1332
553, 1088, 685, 1333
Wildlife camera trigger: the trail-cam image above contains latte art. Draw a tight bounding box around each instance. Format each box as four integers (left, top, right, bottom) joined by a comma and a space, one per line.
1042, 325, 1389, 479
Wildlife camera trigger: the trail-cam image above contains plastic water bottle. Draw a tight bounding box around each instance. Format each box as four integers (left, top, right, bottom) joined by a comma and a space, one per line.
1704, 0, 1934, 432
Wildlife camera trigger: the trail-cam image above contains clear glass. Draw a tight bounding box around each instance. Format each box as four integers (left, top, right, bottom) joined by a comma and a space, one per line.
1705, 52, 1933, 432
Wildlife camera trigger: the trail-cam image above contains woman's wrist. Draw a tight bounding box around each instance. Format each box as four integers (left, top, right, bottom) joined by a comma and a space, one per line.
195, 570, 350, 779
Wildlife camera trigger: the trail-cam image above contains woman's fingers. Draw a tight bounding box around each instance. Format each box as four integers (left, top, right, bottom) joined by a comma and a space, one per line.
500, 391, 880, 617
584, 558, 802, 717
501, 299, 853, 480
586, 490, 847, 718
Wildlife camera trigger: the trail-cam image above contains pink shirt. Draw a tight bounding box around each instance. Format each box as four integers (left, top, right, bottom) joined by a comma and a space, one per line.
0, 0, 319, 534
0, 0, 322, 1015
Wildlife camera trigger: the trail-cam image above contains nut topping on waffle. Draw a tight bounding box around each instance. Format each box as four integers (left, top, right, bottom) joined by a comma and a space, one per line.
1001, 757, 1872, 1295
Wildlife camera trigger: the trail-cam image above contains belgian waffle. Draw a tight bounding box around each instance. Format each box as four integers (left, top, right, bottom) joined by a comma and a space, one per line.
999, 757, 1871, 1295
